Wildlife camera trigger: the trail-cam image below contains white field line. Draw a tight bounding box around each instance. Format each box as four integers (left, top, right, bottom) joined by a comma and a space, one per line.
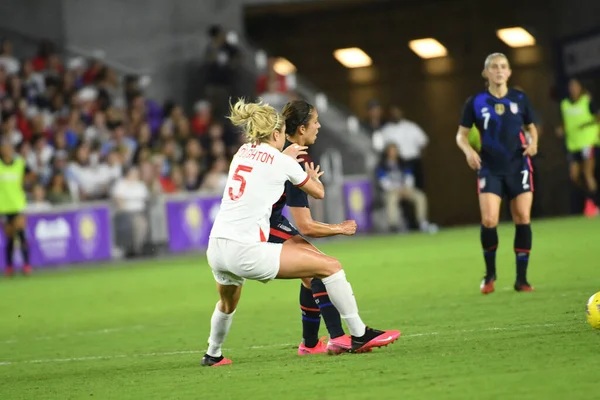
0, 322, 572, 367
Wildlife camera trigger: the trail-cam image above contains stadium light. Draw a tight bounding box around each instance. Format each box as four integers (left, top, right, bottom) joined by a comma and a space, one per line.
333, 47, 372, 68
408, 38, 448, 59
496, 27, 536, 48
273, 57, 297, 76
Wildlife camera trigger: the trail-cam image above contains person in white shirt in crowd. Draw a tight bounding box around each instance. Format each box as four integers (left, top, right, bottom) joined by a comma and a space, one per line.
1, 110, 23, 146
376, 143, 437, 234
26, 134, 54, 185
111, 166, 149, 257
65, 143, 113, 201
0, 38, 20, 75
379, 106, 429, 189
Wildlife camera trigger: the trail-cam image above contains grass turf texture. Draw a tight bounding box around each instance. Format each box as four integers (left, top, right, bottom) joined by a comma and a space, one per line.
1, 217, 598, 400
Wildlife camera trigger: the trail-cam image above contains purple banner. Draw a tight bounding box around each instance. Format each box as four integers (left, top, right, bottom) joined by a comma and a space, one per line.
342, 179, 373, 232
0, 206, 112, 269
165, 196, 222, 253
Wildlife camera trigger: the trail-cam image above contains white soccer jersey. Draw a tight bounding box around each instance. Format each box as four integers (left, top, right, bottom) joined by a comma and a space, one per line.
210, 142, 309, 243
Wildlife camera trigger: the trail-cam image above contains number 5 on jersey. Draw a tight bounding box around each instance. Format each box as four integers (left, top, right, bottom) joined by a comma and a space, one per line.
228, 165, 253, 201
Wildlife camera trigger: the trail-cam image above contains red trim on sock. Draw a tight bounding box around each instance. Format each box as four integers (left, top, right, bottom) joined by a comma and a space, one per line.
300, 305, 320, 312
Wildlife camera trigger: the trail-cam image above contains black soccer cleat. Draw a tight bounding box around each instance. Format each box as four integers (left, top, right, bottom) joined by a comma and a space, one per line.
200, 353, 232, 367
350, 327, 401, 353
514, 281, 534, 292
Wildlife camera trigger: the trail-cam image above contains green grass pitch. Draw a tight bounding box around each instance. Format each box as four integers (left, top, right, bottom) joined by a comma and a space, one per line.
1, 217, 599, 399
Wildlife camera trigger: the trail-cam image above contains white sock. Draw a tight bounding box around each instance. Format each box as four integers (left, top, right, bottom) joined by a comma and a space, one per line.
206, 302, 235, 357
321, 270, 366, 337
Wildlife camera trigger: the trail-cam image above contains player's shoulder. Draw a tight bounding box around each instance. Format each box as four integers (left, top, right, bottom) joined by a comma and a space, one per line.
508, 88, 529, 102
465, 90, 488, 105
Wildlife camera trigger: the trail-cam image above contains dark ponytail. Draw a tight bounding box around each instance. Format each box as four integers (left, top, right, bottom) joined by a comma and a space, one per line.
282, 100, 314, 136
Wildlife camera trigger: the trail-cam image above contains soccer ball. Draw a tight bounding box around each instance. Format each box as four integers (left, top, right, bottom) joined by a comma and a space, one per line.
586, 292, 600, 329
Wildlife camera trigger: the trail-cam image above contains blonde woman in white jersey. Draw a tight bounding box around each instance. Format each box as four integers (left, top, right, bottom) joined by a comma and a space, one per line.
202, 99, 401, 366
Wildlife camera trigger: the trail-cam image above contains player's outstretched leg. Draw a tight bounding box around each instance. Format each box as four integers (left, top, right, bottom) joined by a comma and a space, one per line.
297, 280, 327, 355
201, 284, 241, 367
310, 278, 353, 354
278, 244, 401, 354
511, 193, 534, 292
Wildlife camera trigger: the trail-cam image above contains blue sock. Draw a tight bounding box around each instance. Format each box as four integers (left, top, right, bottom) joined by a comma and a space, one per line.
299, 283, 320, 347
311, 279, 345, 339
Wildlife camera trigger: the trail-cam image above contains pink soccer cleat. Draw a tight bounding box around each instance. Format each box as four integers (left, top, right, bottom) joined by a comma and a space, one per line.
351, 328, 401, 353
326, 335, 352, 355
298, 336, 327, 355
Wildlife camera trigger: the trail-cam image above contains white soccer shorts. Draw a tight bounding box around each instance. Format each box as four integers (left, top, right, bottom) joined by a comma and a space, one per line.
206, 237, 283, 286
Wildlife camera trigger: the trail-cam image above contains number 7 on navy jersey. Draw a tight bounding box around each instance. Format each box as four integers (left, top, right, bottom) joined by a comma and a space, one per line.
521, 170, 530, 190
228, 165, 253, 201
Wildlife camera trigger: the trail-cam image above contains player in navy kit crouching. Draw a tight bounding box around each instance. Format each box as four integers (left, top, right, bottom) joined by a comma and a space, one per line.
455, 53, 538, 294
269, 100, 373, 355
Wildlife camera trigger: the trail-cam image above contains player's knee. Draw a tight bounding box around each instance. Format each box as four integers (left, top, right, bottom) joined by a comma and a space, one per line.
218, 299, 237, 314
513, 214, 530, 225
320, 257, 342, 277
481, 215, 498, 228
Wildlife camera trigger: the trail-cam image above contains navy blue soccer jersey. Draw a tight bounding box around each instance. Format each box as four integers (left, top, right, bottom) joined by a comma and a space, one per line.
269, 140, 312, 224
460, 88, 534, 175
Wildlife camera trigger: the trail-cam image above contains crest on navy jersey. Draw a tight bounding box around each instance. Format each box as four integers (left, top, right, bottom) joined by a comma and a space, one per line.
494, 103, 505, 115
510, 102, 519, 114
479, 178, 486, 190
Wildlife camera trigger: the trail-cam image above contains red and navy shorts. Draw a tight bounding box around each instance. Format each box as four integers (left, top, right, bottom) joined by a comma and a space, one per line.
268, 217, 300, 244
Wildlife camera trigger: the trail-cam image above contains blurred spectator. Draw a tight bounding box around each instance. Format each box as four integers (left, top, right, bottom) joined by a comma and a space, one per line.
365, 99, 387, 150
111, 166, 149, 256
160, 164, 183, 193
204, 25, 239, 120
200, 156, 228, 193
84, 110, 111, 143
376, 143, 437, 234
21, 59, 45, 100
0, 38, 19, 75
379, 106, 429, 190
46, 173, 72, 204
1, 110, 23, 145
26, 134, 54, 185
27, 182, 52, 211
256, 56, 290, 112
101, 123, 136, 164
182, 158, 202, 191
191, 100, 212, 135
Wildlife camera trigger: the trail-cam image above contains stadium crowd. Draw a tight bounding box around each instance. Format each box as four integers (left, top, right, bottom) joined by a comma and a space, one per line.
0, 35, 250, 211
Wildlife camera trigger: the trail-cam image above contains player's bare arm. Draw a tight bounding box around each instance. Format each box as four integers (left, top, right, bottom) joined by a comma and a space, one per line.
290, 206, 357, 238
522, 123, 538, 157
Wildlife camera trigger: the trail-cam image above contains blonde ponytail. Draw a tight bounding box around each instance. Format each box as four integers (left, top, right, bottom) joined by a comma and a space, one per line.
227, 98, 284, 144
